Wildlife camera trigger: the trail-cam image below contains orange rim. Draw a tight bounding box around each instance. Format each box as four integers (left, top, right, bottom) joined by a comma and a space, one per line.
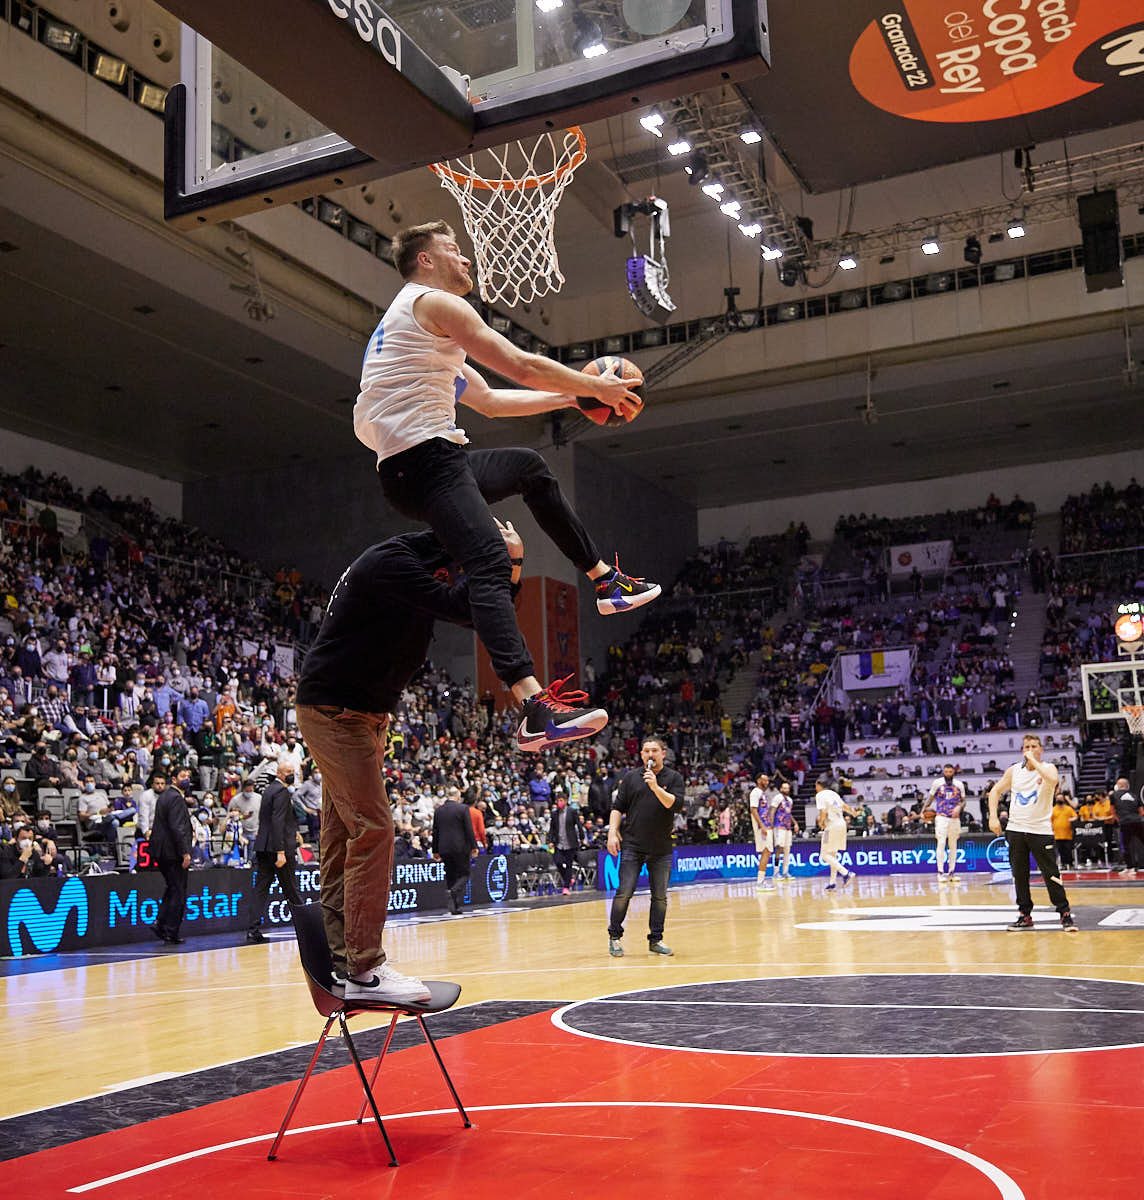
429, 127, 586, 191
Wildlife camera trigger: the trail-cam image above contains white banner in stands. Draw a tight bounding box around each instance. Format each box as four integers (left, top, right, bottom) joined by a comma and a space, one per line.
840, 648, 912, 691
888, 539, 952, 577
273, 643, 295, 677
240, 639, 259, 659
24, 500, 84, 538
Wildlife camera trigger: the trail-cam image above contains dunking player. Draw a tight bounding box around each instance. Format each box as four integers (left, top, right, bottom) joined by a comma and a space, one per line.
988, 733, 1078, 933
927, 763, 966, 884
769, 780, 799, 879
297, 519, 524, 1005
355, 221, 659, 751
749, 772, 775, 891
815, 774, 858, 890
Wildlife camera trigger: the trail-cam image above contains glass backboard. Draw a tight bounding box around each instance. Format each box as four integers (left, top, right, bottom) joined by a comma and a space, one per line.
162, 0, 770, 226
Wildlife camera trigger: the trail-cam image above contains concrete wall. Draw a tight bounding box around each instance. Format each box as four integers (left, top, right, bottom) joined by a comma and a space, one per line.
573, 442, 699, 673
698, 448, 1144, 545
0, 426, 183, 517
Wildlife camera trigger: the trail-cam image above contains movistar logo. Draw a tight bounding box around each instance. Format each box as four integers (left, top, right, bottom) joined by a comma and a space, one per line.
7, 879, 89, 957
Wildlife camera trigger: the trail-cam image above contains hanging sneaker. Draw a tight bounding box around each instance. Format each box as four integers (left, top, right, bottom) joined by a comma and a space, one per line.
343, 963, 431, 1005
595, 555, 661, 615
516, 676, 608, 751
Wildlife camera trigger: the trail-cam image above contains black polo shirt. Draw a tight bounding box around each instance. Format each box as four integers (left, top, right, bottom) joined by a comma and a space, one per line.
612, 765, 685, 856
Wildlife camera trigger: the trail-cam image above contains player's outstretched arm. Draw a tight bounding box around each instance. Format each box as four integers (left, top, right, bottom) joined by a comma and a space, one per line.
417, 291, 641, 417
456, 365, 576, 418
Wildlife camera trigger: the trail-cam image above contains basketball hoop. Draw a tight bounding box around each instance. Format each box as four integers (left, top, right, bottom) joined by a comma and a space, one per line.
1123, 704, 1144, 737
430, 128, 587, 308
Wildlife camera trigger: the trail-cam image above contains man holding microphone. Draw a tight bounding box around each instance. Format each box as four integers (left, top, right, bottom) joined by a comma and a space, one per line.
606, 737, 685, 957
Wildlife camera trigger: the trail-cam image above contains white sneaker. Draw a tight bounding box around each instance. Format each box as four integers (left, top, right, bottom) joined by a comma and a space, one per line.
344, 963, 432, 1005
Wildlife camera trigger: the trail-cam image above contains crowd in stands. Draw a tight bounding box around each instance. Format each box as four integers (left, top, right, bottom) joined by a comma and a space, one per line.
3, 468, 1144, 884
1060, 478, 1144, 554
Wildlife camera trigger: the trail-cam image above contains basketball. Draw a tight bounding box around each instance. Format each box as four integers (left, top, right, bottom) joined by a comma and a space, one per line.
577, 356, 644, 427
1114, 611, 1144, 645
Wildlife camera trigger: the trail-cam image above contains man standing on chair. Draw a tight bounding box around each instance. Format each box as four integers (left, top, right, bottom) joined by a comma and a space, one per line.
298, 520, 524, 1006
149, 766, 193, 945
432, 786, 478, 914
607, 737, 685, 957
246, 761, 304, 943
927, 764, 966, 883
989, 733, 1078, 932
355, 221, 658, 753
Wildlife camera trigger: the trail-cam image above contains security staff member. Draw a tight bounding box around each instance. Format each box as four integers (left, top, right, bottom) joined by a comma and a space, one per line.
149, 766, 194, 945
432, 787, 478, 915
607, 737, 685, 957
548, 792, 583, 894
246, 760, 304, 942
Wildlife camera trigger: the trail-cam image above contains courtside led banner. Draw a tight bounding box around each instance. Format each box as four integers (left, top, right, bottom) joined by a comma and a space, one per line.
0, 854, 517, 957
598, 834, 1006, 889
742, 1, 1144, 190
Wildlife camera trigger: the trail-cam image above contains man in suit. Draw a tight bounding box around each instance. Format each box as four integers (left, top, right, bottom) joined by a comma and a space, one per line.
246, 760, 304, 942
149, 766, 194, 945
432, 787, 478, 915
548, 791, 583, 894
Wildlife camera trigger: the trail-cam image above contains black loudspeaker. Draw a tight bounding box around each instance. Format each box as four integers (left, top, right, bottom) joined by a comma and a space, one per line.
1076, 190, 1122, 294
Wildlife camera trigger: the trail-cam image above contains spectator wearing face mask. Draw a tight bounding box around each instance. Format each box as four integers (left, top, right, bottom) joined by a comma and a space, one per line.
136, 773, 166, 840
26, 742, 62, 791
58, 748, 80, 790
1, 777, 23, 826
0, 826, 50, 879
228, 779, 261, 846
293, 767, 322, 842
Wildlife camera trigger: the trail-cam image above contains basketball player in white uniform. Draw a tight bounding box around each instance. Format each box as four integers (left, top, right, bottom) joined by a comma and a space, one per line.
927, 764, 966, 883
749, 773, 774, 890
355, 221, 659, 752
814, 774, 858, 890
988, 733, 1078, 932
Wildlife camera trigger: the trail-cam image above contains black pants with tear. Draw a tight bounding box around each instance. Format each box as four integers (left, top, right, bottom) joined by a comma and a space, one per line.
1006, 829, 1070, 915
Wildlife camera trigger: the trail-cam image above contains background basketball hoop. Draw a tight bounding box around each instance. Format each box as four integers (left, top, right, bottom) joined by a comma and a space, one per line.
430, 128, 587, 308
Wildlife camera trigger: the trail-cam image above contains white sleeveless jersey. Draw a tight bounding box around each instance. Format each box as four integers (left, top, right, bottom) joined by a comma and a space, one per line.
1005, 761, 1054, 835
353, 282, 469, 463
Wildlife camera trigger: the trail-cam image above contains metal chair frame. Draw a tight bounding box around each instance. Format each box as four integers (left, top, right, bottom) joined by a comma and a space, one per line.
267, 903, 470, 1167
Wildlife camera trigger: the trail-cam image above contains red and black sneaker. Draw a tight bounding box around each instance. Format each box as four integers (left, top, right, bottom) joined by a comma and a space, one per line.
1006, 914, 1034, 931
1060, 910, 1079, 934
516, 676, 609, 752
595, 555, 661, 615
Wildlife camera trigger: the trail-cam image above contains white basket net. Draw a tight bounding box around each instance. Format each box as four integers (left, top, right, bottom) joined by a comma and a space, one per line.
430, 128, 586, 308
1123, 704, 1144, 737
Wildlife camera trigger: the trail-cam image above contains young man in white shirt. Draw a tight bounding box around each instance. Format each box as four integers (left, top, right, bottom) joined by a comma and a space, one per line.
927, 764, 966, 883
749, 772, 775, 890
989, 733, 1078, 932
355, 221, 659, 752
815, 774, 859, 890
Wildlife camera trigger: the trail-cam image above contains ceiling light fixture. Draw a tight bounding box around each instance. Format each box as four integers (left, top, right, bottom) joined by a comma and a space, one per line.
921, 239, 940, 255
701, 181, 724, 199
839, 255, 858, 270
535, 0, 564, 11
638, 109, 665, 136
762, 246, 783, 261
1006, 219, 1025, 238
719, 199, 742, 218
738, 222, 762, 238
667, 140, 691, 156
739, 129, 762, 144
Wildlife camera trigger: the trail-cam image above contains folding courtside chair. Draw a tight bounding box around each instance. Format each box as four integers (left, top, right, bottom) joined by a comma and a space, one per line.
268, 902, 470, 1167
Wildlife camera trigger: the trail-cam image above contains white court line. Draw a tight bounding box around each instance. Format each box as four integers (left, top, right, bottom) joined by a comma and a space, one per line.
552, 971, 1144, 1060
64, 1100, 1025, 1199
593, 998, 1144, 1015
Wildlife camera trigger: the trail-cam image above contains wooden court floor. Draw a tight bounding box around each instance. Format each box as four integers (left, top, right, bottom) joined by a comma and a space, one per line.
2, 872, 1143, 1197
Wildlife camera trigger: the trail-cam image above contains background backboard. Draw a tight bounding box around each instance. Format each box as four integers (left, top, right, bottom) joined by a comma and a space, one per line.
1081, 655, 1144, 723
162, 0, 771, 227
